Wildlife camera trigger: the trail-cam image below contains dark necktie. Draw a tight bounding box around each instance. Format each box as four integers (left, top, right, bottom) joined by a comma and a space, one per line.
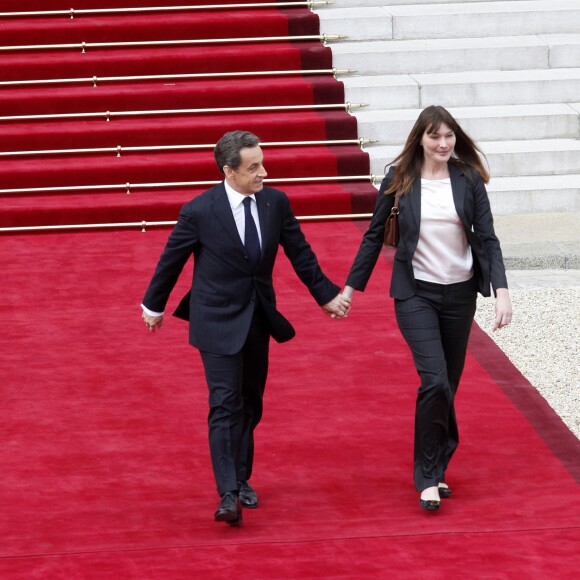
243, 196, 261, 268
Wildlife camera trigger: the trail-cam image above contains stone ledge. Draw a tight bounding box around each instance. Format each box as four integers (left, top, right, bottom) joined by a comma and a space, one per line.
494, 213, 580, 269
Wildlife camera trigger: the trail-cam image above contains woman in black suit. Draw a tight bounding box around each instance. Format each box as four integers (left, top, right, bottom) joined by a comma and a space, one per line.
343, 106, 512, 511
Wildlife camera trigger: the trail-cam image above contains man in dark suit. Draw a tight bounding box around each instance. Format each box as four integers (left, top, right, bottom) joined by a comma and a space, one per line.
141, 131, 350, 525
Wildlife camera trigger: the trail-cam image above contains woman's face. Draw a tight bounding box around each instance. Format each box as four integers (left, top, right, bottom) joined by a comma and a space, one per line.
421, 122, 456, 165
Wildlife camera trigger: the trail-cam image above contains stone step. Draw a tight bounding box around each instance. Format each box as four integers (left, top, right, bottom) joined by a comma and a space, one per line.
367, 173, 579, 216
330, 35, 580, 76
548, 34, 580, 68
318, 1, 580, 41
354, 104, 580, 144
487, 174, 580, 215
484, 139, 580, 177
324, 0, 508, 6
493, 212, 580, 269
319, 7, 392, 41
367, 139, 580, 178
321, 3, 580, 221
341, 68, 580, 109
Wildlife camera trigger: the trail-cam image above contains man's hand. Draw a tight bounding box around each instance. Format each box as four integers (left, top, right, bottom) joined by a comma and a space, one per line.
322, 293, 351, 319
142, 310, 164, 332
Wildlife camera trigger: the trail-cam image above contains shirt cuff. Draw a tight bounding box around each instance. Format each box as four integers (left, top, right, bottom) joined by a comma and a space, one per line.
141, 304, 164, 317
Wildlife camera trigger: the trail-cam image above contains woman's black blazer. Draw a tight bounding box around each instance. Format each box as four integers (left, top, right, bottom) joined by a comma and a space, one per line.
346, 162, 508, 299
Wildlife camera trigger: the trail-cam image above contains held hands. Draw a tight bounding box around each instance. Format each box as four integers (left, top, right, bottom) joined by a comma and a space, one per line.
322, 292, 352, 319
142, 310, 164, 332
492, 288, 512, 332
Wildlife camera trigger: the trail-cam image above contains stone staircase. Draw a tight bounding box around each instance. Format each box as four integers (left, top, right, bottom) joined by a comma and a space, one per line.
314, 0, 580, 267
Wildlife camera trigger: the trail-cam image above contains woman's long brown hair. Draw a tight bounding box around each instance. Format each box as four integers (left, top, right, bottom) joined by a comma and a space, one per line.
384, 105, 490, 196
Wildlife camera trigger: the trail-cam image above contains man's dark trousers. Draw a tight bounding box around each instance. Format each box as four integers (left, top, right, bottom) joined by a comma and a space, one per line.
200, 302, 270, 496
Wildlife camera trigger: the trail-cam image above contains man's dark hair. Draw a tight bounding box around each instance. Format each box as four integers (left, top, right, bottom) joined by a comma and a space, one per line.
214, 131, 260, 174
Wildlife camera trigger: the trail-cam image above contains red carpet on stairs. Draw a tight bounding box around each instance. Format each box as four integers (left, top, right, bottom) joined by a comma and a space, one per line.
1, 0, 375, 230
0, 43, 332, 82
0, 10, 320, 46
0, 75, 345, 117
2, 183, 372, 229
1, 223, 579, 578
0, 145, 368, 190
0, 111, 358, 149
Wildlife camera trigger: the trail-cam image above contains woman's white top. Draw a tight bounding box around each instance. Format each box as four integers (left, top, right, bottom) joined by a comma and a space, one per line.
412, 178, 473, 285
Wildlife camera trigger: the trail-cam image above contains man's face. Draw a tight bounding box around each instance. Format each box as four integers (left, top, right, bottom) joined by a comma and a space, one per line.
224, 145, 268, 195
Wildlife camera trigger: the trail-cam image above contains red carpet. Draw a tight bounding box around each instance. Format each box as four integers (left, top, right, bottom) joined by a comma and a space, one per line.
0, 145, 369, 190
2, 222, 579, 578
0, 76, 345, 118
0, 43, 332, 82
0, 10, 320, 47
1, 0, 376, 230
3, 2, 579, 577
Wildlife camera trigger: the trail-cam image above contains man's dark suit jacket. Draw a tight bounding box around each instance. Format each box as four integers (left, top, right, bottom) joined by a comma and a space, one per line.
143, 182, 339, 355
346, 162, 508, 299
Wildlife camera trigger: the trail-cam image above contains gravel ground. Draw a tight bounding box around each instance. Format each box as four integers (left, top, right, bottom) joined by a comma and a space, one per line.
474, 284, 580, 440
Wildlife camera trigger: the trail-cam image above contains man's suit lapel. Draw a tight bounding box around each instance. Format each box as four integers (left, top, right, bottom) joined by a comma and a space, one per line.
211, 182, 270, 271
211, 182, 262, 274
211, 182, 246, 251
255, 189, 270, 261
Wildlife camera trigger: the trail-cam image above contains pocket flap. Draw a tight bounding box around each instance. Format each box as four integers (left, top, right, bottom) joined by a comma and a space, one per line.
191, 290, 229, 307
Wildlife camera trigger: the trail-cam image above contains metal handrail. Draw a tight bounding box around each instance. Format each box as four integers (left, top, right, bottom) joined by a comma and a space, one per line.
0, 102, 367, 123
0, 174, 379, 196
0, 34, 345, 53
0, 68, 354, 88
0, 138, 376, 158
0, 2, 334, 19
0, 213, 374, 235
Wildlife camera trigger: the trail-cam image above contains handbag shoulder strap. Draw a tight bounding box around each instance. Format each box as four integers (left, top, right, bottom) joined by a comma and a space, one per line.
391, 192, 401, 212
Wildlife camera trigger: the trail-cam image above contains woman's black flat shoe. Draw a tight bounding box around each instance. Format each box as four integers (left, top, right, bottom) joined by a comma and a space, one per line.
420, 499, 440, 511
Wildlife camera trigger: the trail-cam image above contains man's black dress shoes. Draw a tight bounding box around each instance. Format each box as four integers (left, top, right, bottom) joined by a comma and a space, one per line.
238, 480, 258, 509
438, 483, 452, 499
214, 492, 242, 525
419, 498, 440, 511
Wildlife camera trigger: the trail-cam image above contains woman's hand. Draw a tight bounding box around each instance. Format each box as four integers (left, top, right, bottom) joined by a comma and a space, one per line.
342, 285, 355, 302
327, 285, 355, 320
493, 288, 512, 331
